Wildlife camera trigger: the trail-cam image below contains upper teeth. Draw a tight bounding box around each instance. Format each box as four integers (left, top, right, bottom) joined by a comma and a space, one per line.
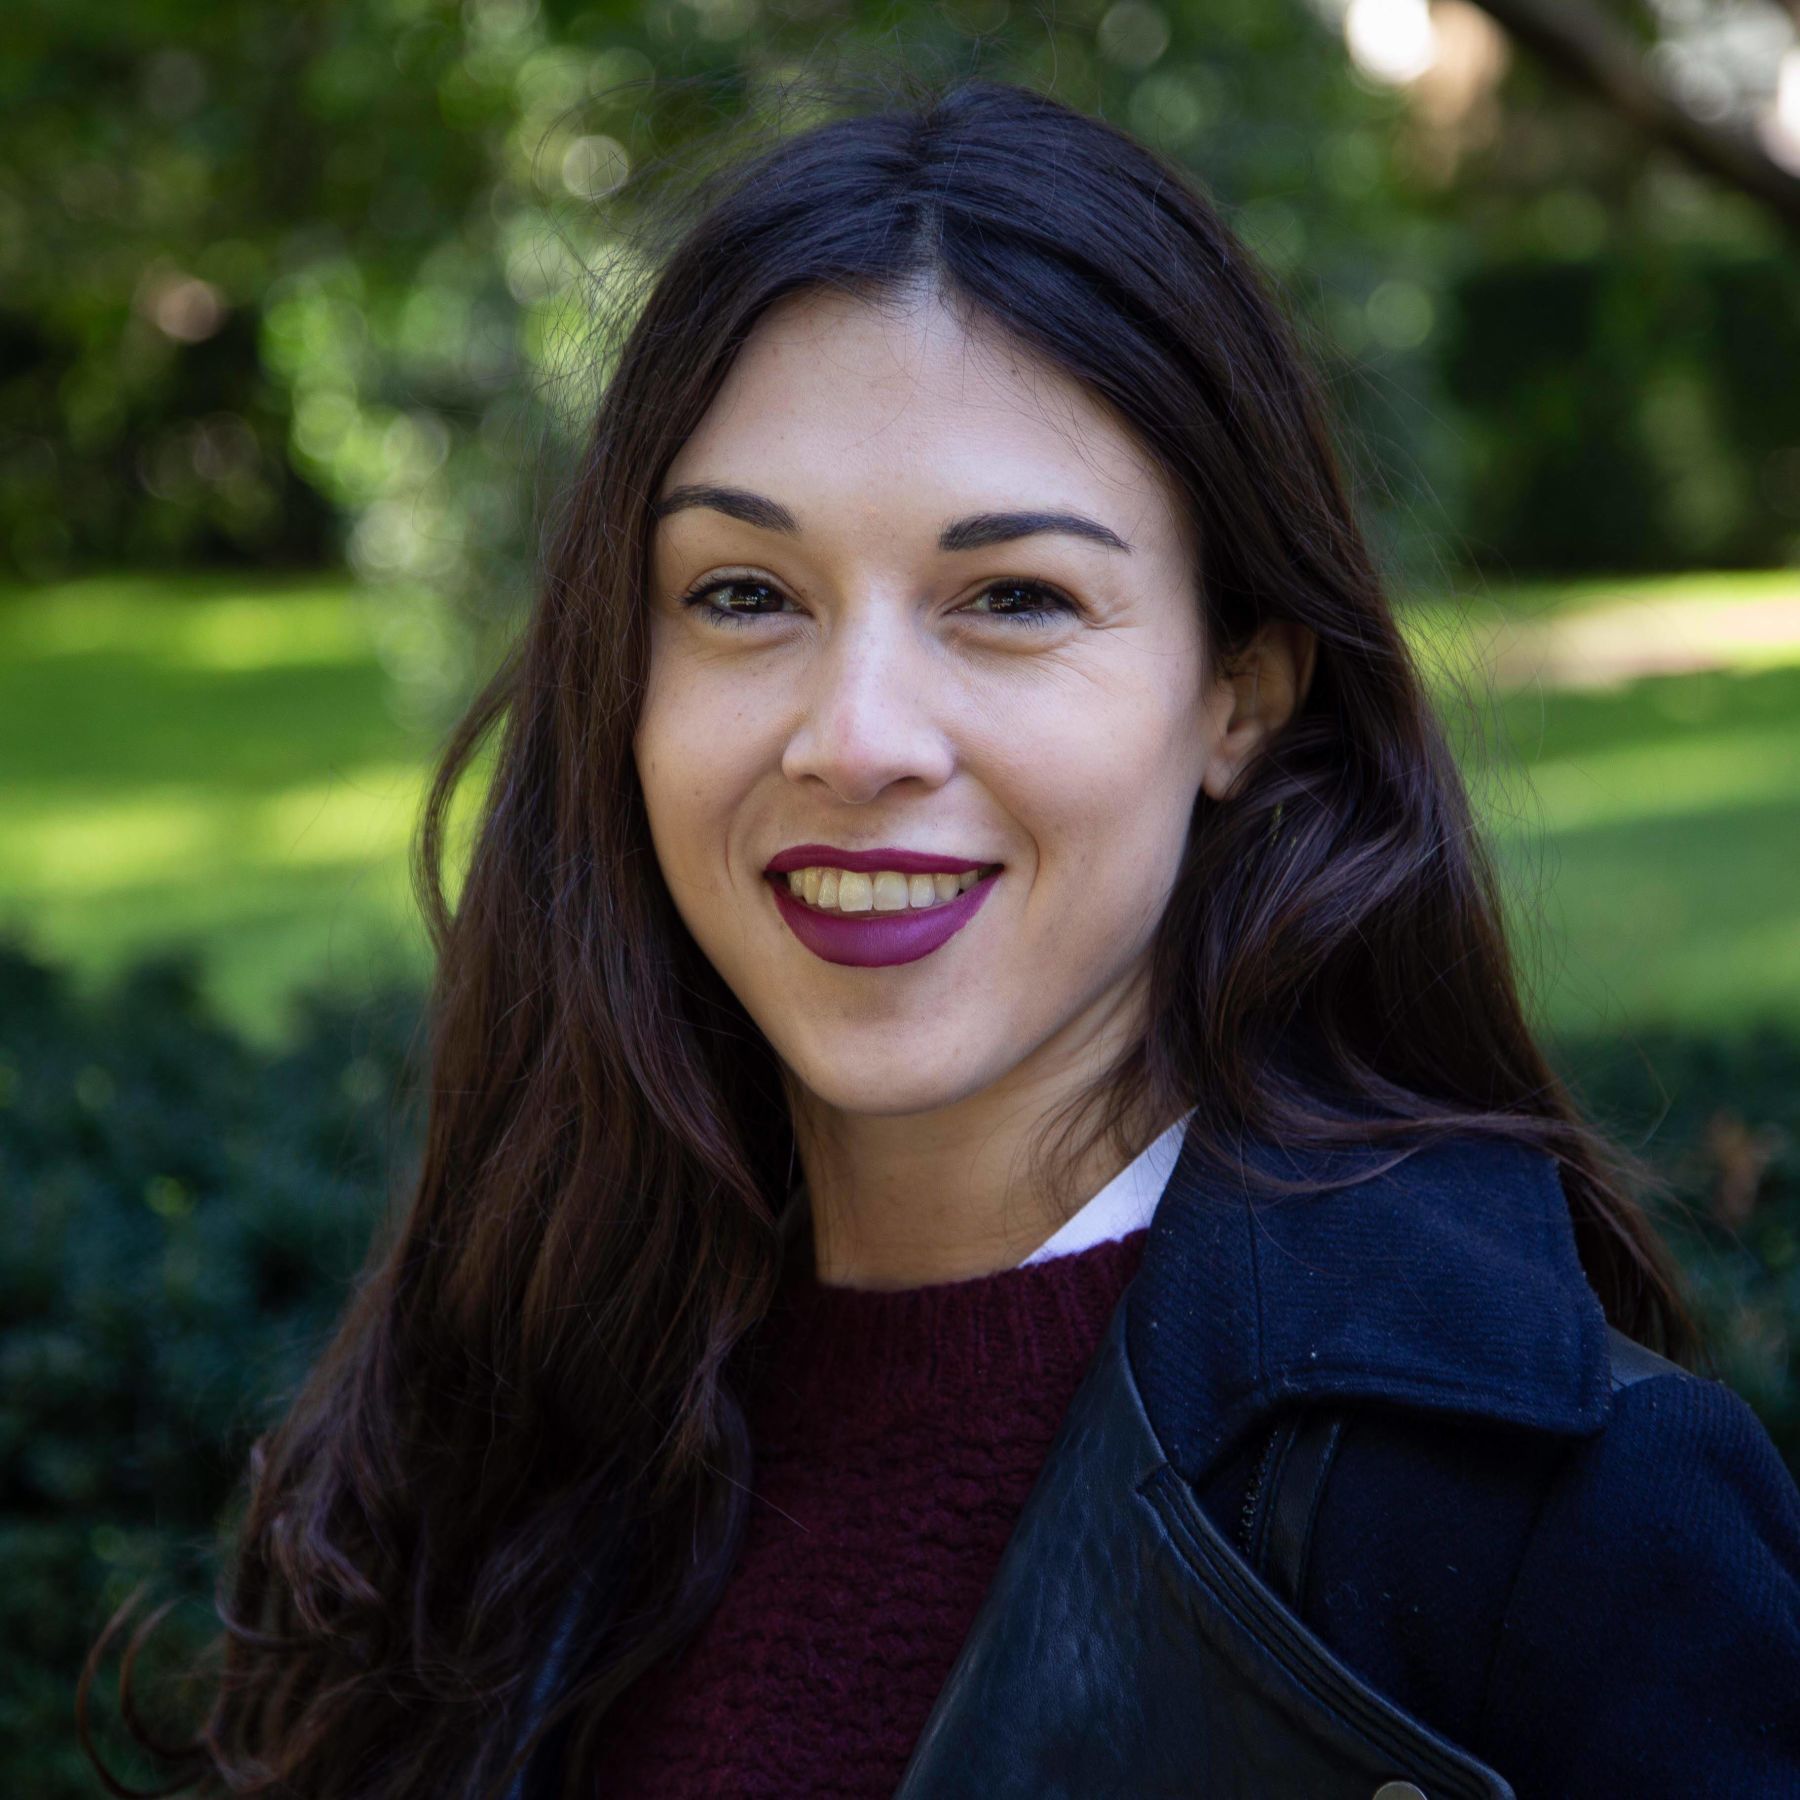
783, 866, 982, 913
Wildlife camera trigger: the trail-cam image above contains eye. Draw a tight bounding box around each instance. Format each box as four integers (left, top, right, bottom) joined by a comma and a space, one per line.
673, 576, 1065, 640
677, 573, 797, 628
960, 579, 1079, 629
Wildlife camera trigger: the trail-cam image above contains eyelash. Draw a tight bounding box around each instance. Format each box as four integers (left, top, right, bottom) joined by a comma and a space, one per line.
676, 573, 1079, 632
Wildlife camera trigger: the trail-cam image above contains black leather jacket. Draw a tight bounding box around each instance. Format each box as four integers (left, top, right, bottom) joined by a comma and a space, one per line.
509, 1127, 1800, 1798
889, 1289, 1665, 1799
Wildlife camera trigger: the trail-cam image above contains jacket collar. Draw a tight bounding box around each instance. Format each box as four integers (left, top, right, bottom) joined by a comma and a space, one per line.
1124, 1119, 1617, 1483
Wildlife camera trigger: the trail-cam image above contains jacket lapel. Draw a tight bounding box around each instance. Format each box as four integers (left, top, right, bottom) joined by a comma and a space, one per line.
893, 1299, 1516, 1799
1126, 1122, 1617, 1484
895, 1122, 1617, 1798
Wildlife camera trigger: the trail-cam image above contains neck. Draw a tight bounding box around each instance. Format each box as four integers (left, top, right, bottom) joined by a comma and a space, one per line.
786, 980, 1173, 1289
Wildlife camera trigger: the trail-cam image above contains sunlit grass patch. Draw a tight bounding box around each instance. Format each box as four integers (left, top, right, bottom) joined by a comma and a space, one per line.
0, 572, 482, 1044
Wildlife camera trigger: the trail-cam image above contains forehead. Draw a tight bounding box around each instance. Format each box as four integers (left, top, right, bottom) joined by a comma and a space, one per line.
656, 286, 1189, 558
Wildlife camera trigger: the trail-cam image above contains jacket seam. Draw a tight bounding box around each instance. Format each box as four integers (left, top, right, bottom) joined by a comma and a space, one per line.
1292, 1412, 1348, 1621
1469, 1418, 1587, 1754
1245, 1192, 1269, 1391
1145, 1465, 1506, 1797
1255, 1363, 1584, 1409
1204, 1364, 1601, 1477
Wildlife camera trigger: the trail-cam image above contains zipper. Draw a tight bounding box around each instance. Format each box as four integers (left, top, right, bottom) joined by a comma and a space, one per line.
1236, 1420, 1284, 1561
1144, 1463, 1511, 1799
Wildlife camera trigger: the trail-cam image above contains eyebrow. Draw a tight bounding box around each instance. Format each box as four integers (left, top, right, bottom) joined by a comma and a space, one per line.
648, 483, 1134, 554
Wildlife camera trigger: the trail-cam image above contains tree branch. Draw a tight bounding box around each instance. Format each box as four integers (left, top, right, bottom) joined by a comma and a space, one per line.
1469, 0, 1800, 235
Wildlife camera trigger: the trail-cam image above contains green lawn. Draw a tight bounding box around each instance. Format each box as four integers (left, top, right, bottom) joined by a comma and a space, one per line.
1, 568, 1795, 1045
0, 572, 476, 1047
1462, 666, 1800, 1033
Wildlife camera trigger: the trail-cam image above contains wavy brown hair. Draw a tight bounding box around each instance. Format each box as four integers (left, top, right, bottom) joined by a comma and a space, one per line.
80, 66, 1700, 1799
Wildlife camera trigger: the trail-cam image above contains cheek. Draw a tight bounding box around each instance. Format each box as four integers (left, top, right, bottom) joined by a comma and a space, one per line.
633, 666, 728, 880
986, 666, 1205, 886
634, 655, 778, 905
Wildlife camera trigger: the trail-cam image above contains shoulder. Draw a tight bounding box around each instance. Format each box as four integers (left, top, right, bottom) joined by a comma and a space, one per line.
1473, 1361, 1800, 1796
1275, 1356, 1800, 1797
1143, 1121, 1800, 1787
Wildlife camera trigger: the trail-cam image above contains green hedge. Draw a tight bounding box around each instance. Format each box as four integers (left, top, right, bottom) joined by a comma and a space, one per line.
1, 940, 422, 1794
4, 938, 1795, 1793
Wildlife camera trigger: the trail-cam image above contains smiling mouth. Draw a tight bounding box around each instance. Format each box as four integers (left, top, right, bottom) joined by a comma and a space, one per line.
770, 862, 1000, 916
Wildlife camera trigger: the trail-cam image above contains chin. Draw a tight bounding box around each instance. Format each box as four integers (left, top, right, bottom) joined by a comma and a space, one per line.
778, 1039, 1000, 1121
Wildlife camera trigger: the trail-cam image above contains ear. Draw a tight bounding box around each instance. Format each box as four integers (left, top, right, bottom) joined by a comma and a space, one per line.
1199, 620, 1318, 803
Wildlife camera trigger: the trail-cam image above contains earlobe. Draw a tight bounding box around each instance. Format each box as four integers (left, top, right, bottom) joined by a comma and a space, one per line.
1197, 621, 1315, 805
1198, 753, 1238, 805
1198, 687, 1256, 803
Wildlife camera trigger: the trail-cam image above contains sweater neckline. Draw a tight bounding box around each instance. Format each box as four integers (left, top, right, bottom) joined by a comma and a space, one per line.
746, 1227, 1150, 1433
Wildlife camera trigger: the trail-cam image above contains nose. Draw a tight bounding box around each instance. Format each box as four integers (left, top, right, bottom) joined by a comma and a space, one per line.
780, 607, 956, 805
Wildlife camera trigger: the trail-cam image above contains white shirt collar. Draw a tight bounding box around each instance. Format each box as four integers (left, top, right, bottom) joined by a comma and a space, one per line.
1016, 1108, 1193, 1268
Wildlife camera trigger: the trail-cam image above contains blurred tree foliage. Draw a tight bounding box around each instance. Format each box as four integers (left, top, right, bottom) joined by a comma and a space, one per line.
1443, 243, 1800, 572
2, 0, 1794, 722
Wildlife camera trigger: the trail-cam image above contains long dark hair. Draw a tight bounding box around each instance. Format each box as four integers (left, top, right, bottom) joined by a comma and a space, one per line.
81, 67, 1700, 1798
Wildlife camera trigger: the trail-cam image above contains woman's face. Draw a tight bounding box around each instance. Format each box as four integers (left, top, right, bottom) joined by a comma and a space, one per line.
635, 285, 1271, 1124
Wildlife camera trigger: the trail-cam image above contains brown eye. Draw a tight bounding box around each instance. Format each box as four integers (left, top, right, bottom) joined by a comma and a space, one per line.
964, 580, 1077, 627
679, 576, 793, 626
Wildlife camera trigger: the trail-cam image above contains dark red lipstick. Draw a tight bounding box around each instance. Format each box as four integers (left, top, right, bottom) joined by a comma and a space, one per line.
763, 846, 1001, 968
766, 845, 983, 876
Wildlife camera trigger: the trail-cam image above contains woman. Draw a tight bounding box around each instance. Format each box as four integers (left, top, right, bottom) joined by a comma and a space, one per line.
85, 76, 1800, 1798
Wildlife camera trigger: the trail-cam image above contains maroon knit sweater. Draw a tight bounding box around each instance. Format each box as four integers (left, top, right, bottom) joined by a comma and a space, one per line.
589, 1225, 1151, 1795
